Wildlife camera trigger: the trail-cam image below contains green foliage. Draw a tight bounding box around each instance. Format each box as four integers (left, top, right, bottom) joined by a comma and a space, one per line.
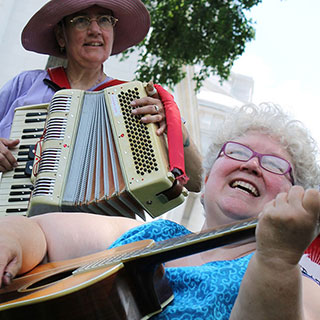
121, 0, 262, 90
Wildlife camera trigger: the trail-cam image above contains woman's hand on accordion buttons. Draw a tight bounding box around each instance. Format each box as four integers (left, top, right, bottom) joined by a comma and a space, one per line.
131, 97, 166, 136
0, 138, 19, 172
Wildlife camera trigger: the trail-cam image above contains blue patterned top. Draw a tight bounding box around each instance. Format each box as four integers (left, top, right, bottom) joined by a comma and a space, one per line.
109, 219, 253, 320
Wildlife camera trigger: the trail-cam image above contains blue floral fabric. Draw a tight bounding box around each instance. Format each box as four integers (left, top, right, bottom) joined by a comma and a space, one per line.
109, 219, 253, 320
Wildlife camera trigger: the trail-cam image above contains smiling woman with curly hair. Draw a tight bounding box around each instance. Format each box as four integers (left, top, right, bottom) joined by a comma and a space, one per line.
0, 102, 319, 319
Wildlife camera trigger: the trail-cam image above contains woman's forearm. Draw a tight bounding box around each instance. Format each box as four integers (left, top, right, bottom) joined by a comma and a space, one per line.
230, 253, 304, 320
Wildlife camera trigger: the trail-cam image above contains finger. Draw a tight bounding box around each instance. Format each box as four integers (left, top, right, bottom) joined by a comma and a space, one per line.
0, 155, 14, 172
286, 185, 304, 205
140, 114, 163, 124
0, 265, 12, 287
0, 138, 19, 159
302, 189, 320, 219
0, 150, 18, 171
156, 121, 167, 135
153, 104, 160, 113
273, 191, 289, 208
0, 253, 21, 287
3, 257, 20, 285
132, 104, 162, 116
6, 139, 20, 149
131, 97, 159, 107
145, 81, 159, 98
1, 272, 13, 287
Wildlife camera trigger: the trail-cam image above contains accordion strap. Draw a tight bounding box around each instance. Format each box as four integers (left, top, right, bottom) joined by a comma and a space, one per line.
47, 67, 71, 89
46, 67, 126, 91
154, 84, 188, 185
46, 67, 188, 185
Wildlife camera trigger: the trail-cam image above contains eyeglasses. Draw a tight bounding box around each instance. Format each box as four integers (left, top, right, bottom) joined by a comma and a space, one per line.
69, 15, 118, 31
219, 141, 294, 184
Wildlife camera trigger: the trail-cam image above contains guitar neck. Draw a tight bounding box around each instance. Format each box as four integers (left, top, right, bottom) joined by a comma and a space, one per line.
75, 217, 257, 275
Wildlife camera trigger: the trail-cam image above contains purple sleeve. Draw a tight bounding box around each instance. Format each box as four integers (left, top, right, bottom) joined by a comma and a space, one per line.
0, 70, 55, 138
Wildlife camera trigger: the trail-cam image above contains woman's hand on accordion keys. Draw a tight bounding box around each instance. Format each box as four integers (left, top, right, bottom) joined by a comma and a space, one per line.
0, 138, 19, 172
130, 97, 166, 136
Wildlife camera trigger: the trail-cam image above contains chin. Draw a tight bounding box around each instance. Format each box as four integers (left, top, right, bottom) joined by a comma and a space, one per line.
230, 211, 257, 221
223, 204, 259, 222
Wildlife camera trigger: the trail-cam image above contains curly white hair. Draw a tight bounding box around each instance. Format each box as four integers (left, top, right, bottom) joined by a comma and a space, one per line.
202, 103, 320, 189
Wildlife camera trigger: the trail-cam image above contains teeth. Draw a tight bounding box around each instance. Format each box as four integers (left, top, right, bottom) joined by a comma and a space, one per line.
86, 43, 102, 46
231, 180, 259, 197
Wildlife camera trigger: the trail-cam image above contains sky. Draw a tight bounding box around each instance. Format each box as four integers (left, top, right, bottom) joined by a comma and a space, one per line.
231, 0, 320, 144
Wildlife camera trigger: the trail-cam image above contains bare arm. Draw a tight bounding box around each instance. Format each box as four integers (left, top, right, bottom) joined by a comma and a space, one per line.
0, 213, 142, 286
33, 213, 142, 262
230, 187, 320, 320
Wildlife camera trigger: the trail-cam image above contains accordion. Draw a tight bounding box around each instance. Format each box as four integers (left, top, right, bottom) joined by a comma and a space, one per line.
0, 81, 187, 219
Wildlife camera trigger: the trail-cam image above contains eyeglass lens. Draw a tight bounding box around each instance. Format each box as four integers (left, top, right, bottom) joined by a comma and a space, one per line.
224, 142, 290, 175
70, 15, 117, 30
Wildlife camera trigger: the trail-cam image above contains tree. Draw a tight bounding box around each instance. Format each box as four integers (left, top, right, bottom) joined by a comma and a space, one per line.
122, 0, 262, 90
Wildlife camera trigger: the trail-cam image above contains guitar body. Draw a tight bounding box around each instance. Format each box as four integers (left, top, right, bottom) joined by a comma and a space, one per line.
0, 240, 173, 320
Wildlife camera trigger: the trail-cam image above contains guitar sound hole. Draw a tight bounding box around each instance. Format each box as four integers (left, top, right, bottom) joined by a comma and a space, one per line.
26, 269, 75, 290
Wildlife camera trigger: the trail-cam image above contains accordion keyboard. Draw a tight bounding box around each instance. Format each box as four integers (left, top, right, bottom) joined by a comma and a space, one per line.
0, 104, 48, 216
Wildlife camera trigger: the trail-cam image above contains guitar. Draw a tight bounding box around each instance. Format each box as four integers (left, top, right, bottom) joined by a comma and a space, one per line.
0, 218, 258, 320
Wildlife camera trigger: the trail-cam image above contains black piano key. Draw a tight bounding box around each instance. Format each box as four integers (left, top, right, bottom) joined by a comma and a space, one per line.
17, 151, 29, 156
11, 184, 33, 190
8, 197, 30, 202
21, 134, 43, 139
26, 112, 47, 117
13, 174, 31, 179
25, 118, 46, 123
17, 147, 36, 158
9, 191, 31, 196
6, 208, 28, 213
14, 168, 25, 173
16, 157, 29, 162
19, 144, 32, 150
23, 128, 44, 133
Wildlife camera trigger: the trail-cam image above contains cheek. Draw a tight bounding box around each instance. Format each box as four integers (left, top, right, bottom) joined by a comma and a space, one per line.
103, 30, 114, 48
264, 175, 292, 199
65, 30, 82, 51
208, 158, 238, 180
203, 161, 229, 200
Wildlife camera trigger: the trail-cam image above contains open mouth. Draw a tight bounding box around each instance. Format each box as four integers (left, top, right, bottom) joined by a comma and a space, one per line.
230, 180, 259, 197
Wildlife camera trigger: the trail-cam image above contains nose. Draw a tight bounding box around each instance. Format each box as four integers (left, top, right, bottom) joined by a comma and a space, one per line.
87, 19, 101, 34
239, 157, 262, 177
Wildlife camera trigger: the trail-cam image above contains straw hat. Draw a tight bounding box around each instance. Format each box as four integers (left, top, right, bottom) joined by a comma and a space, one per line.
21, 0, 150, 57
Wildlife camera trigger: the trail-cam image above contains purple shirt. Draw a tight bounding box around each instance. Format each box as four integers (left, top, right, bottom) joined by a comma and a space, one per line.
0, 69, 112, 138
